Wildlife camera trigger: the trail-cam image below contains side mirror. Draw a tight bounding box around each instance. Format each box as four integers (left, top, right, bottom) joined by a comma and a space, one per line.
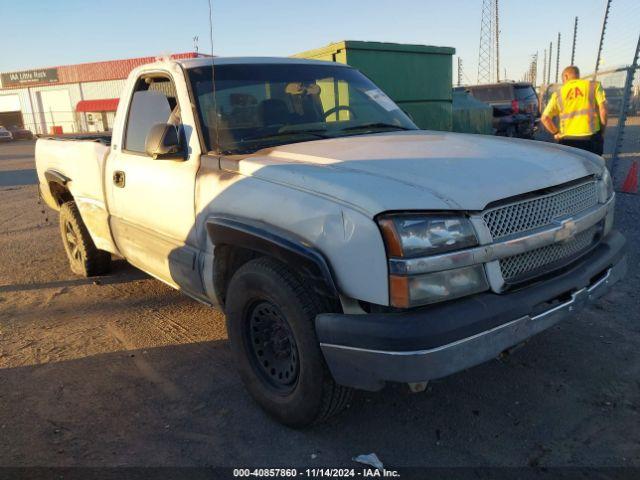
145, 123, 184, 160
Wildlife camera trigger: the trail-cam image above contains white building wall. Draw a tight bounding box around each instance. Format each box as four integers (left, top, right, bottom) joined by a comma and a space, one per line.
0, 94, 21, 111
29, 83, 82, 134
0, 78, 127, 135
0, 88, 36, 132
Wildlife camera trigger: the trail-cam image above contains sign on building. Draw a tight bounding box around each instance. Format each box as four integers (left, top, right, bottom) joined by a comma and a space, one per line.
1, 68, 59, 87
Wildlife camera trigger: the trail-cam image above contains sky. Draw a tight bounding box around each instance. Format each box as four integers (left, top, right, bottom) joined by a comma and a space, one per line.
2, 0, 638, 84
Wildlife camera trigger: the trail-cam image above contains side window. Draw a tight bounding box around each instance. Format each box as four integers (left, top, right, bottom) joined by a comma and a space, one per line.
124, 76, 180, 153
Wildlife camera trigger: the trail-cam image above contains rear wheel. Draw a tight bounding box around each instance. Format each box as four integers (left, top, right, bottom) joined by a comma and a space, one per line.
225, 257, 352, 427
59, 201, 111, 277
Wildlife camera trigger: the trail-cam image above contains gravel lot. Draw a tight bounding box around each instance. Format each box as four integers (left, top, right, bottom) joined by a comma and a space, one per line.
0, 135, 639, 470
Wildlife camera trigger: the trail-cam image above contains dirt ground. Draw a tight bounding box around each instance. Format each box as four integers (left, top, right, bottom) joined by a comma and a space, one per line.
0, 133, 639, 470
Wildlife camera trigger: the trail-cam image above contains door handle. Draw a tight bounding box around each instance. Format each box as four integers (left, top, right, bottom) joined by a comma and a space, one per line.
113, 170, 126, 188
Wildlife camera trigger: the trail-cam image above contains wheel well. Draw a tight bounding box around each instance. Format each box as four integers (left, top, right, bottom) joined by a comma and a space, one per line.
213, 244, 340, 312
213, 244, 260, 307
48, 181, 73, 206
44, 170, 73, 206
207, 216, 341, 311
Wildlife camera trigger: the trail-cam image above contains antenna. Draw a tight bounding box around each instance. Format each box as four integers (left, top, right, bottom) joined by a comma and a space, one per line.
207, 0, 220, 154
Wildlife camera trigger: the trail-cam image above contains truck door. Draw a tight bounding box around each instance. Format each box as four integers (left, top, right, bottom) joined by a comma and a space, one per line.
105, 71, 205, 297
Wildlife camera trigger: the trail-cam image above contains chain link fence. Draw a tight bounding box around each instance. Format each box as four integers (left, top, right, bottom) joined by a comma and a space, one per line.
13, 110, 116, 136
597, 65, 639, 191
594, 0, 640, 193
535, 0, 639, 193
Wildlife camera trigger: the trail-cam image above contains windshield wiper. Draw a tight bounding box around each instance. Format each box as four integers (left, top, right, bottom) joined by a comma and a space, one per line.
240, 130, 328, 143
338, 122, 415, 133
225, 131, 329, 155
277, 125, 329, 135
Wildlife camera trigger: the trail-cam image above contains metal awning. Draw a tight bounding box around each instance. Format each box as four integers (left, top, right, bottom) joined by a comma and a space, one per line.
76, 98, 119, 112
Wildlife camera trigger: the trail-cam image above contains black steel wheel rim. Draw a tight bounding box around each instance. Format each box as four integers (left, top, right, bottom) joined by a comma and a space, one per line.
64, 221, 82, 263
245, 300, 299, 392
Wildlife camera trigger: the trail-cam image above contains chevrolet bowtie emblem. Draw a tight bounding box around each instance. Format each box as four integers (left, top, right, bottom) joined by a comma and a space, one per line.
554, 218, 578, 243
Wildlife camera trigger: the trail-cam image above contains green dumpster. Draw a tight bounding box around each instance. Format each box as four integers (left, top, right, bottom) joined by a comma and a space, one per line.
294, 41, 455, 131
452, 88, 493, 135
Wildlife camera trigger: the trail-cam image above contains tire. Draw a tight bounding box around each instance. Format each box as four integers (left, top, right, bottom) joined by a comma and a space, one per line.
225, 257, 352, 427
59, 201, 111, 277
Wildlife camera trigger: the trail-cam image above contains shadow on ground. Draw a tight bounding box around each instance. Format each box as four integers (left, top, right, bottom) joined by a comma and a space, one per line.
1, 287, 638, 468
0, 260, 148, 293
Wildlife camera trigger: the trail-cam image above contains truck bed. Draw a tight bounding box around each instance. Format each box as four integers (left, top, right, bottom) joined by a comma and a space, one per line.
39, 133, 112, 146
36, 136, 111, 212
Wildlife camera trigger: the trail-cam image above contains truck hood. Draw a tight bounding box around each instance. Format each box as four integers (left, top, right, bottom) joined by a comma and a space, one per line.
224, 130, 604, 214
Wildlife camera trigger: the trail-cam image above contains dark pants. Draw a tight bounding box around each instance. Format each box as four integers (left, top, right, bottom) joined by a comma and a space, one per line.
559, 131, 604, 155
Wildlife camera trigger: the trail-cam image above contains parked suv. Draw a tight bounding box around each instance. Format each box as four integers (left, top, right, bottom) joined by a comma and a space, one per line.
467, 82, 539, 138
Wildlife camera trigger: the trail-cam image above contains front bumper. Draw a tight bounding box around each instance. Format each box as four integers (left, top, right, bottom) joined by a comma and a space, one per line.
317, 231, 627, 391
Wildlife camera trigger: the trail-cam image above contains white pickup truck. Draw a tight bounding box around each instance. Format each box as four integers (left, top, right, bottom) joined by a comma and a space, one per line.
36, 57, 626, 427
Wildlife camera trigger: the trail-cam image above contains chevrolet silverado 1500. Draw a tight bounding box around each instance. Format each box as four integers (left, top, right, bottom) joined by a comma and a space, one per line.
36, 57, 626, 426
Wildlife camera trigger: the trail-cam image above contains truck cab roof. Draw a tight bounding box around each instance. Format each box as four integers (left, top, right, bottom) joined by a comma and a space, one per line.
176, 56, 351, 69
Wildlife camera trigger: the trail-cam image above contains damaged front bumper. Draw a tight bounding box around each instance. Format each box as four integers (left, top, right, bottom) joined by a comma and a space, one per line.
316, 231, 627, 391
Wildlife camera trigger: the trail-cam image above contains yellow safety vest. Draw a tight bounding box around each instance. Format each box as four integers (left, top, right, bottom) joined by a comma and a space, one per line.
556, 79, 601, 137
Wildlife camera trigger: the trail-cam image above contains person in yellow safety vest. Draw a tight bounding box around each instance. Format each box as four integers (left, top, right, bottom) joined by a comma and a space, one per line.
541, 65, 608, 155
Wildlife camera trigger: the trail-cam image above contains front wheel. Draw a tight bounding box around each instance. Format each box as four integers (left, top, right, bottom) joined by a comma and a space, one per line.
59, 201, 111, 277
225, 257, 352, 427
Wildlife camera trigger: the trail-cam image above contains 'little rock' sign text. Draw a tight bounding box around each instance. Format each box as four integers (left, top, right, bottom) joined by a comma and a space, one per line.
1, 68, 59, 88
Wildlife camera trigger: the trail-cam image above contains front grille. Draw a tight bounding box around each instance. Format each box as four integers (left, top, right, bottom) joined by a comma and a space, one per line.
499, 224, 601, 282
483, 181, 598, 240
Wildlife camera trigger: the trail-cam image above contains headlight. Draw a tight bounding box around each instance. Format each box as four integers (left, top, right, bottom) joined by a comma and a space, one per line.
390, 265, 489, 308
598, 168, 613, 203
378, 214, 488, 308
378, 214, 478, 257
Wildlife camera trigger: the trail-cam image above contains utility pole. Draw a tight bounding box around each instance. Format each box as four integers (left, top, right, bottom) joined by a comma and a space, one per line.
542, 48, 547, 86
571, 16, 578, 65
457, 57, 463, 86
595, 0, 612, 77
495, 0, 500, 82
555, 32, 561, 83
548, 41, 553, 84
193, 35, 199, 53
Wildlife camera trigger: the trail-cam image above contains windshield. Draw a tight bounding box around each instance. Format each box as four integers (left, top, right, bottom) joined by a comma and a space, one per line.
188, 63, 417, 154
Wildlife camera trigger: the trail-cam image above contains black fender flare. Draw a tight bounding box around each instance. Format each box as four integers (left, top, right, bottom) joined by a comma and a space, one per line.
44, 169, 70, 186
205, 215, 339, 299
43, 169, 72, 205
